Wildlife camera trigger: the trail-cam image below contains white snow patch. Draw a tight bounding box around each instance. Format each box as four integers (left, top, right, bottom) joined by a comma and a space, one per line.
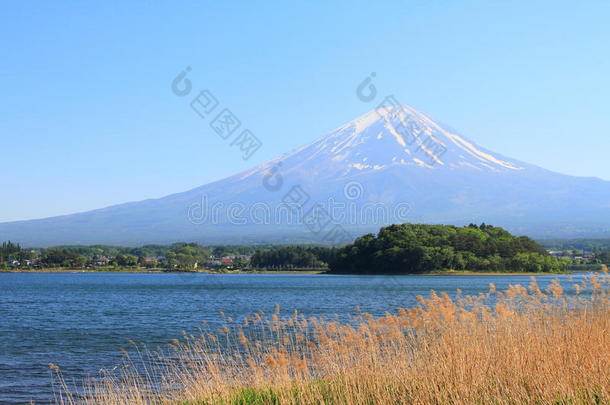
414, 139, 445, 166
402, 106, 524, 170
383, 121, 407, 147
353, 110, 380, 133
350, 163, 386, 170
413, 158, 433, 168
456, 161, 482, 170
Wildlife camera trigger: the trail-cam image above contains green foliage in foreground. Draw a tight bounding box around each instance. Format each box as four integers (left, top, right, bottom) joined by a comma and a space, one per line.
176, 384, 610, 405
179, 380, 335, 405
330, 223, 571, 274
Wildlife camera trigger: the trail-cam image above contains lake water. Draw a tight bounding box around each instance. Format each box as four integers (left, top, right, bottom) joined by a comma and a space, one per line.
0, 272, 588, 404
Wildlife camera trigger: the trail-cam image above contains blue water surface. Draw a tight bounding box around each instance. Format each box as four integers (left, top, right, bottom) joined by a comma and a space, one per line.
0, 272, 586, 404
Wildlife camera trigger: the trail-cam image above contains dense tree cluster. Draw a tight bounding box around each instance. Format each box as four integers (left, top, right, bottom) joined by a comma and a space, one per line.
164, 243, 210, 269
0, 241, 33, 265
329, 223, 570, 274
594, 251, 610, 265
42, 248, 88, 267
250, 246, 337, 269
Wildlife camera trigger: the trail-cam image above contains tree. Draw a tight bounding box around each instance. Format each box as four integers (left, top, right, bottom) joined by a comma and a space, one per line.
329, 223, 569, 274
42, 248, 87, 268
250, 246, 333, 269
114, 254, 138, 267
0, 241, 22, 263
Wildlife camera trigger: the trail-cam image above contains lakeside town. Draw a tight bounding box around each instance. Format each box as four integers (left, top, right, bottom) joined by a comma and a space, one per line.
0, 241, 332, 271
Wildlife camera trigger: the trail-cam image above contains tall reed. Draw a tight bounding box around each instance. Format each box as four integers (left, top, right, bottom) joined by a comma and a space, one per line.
53, 271, 610, 404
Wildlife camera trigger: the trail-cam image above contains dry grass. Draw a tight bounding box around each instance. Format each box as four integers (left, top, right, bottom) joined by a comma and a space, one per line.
52, 272, 610, 405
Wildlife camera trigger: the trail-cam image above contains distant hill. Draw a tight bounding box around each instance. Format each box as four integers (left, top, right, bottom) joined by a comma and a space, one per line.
537, 239, 610, 251
2, 104, 610, 246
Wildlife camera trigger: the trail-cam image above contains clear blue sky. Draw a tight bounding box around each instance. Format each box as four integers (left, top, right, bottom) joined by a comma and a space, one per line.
2, 1, 609, 222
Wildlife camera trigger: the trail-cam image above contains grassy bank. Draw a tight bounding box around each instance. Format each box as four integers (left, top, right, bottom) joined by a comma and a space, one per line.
6, 264, 600, 275
420, 269, 571, 276
52, 271, 610, 405
2, 267, 575, 275
239, 269, 325, 274
0, 267, 166, 273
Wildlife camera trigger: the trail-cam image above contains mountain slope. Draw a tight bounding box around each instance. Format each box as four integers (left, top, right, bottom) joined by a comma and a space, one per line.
2, 104, 610, 246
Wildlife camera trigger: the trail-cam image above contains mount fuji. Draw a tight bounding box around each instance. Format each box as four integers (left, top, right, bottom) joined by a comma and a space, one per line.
3, 104, 610, 246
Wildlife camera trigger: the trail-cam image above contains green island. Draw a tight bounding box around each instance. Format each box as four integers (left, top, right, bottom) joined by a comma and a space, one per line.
2, 223, 609, 275
330, 223, 573, 274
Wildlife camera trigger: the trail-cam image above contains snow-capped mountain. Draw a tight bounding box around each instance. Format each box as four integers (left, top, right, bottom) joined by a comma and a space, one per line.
2, 105, 610, 246
242, 104, 527, 181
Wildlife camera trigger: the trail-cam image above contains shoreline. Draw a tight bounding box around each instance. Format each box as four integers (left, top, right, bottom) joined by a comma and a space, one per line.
418, 270, 571, 276
0, 268, 326, 274
0, 268, 576, 276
